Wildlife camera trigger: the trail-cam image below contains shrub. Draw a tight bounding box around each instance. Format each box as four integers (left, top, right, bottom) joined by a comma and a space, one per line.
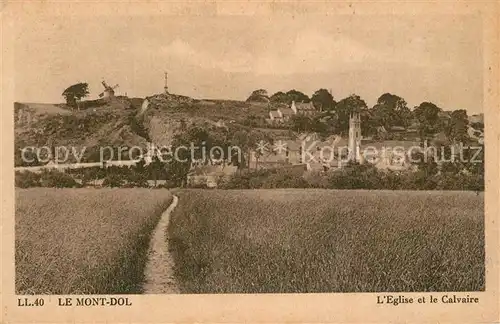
412, 171, 439, 190
221, 169, 275, 189
158, 180, 178, 189
81, 167, 107, 183
435, 172, 484, 191
125, 171, 149, 188
378, 170, 403, 190
302, 171, 329, 188
467, 174, 484, 192
102, 174, 125, 187
218, 161, 485, 191
261, 169, 309, 189
326, 163, 380, 189
15, 171, 41, 188
39, 169, 79, 188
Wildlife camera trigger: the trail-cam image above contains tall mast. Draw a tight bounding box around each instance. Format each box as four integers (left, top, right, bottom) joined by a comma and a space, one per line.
164, 72, 168, 94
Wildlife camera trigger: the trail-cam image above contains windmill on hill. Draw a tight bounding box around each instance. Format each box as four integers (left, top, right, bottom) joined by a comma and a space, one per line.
98, 79, 119, 99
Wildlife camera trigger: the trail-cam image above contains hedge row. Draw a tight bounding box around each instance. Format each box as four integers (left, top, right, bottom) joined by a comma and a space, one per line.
220, 164, 484, 191
15, 163, 484, 192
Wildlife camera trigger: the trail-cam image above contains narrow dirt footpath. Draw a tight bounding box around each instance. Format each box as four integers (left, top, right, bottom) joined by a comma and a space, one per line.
142, 195, 180, 293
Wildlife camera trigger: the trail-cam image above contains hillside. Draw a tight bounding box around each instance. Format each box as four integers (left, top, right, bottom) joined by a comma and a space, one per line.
15, 97, 150, 165
14, 93, 288, 166
142, 93, 273, 146
15, 92, 486, 167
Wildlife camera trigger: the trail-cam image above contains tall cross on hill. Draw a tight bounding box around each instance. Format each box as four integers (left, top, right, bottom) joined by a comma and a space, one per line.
164, 72, 168, 94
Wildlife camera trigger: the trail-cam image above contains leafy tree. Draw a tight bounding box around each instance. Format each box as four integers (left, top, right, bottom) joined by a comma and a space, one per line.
447, 109, 469, 143
39, 169, 79, 188
359, 108, 378, 137
165, 158, 191, 187
246, 89, 269, 102
133, 158, 146, 174
147, 156, 167, 187
270, 90, 310, 104
269, 91, 288, 103
165, 126, 221, 186
230, 129, 271, 168
285, 89, 310, 103
371, 93, 412, 129
62, 82, 89, 108
414, 102, 442, 144
290, 115, 313, 133
15, 171, 41, 188
309, 116, 330, 136
333, 94, 368, 135
230, 129, 252, 167
311, 89, 335, 112
248, 131, 274, 169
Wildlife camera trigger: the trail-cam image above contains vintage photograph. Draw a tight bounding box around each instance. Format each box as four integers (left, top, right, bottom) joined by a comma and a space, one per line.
13, 10, 486, 297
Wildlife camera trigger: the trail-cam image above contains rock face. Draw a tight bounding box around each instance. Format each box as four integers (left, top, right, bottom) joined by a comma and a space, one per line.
148, 116, 181, 148
140, 98, 149, 114
14, 98, 150, 165
146, 93, 195, 109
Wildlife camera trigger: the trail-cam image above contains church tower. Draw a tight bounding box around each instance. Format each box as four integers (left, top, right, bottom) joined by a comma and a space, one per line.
348, 110, 362, 163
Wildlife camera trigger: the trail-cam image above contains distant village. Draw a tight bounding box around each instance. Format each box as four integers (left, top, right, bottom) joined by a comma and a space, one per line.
15, 72, 485, 189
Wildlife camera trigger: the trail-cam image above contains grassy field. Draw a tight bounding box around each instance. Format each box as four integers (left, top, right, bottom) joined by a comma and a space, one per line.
169, 189, 484, 293
15, 188, 172, 294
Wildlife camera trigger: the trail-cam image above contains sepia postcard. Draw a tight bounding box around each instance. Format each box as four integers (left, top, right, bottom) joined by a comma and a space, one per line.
1, 1, 499, 323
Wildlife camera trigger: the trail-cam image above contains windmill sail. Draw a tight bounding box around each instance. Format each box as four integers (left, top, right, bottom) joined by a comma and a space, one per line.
99, 79, 117, 98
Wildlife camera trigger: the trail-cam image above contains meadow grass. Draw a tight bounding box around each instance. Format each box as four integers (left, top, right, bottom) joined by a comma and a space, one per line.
169, 189, 484, 293
15, 188, 172, 294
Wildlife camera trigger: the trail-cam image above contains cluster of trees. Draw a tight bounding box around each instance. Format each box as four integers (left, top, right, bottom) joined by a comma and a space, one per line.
70, 159, 169, 187
16, 154, 484, 192
15, 158, 174, 189
16, 169, 80, 188
220, 161, 484, 192
15, 123, 278, 188
247, 88, 478, 144
166, 123, 275, 176
246, 89, 313, 105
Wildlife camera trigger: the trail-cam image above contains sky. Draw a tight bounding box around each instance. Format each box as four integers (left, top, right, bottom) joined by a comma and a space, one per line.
14, 14, 483, 113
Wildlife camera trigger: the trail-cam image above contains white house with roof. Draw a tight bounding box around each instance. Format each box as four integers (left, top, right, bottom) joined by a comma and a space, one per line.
291, 101, 316, 116
267, 101, 317, 124
268, 105, 295, 123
